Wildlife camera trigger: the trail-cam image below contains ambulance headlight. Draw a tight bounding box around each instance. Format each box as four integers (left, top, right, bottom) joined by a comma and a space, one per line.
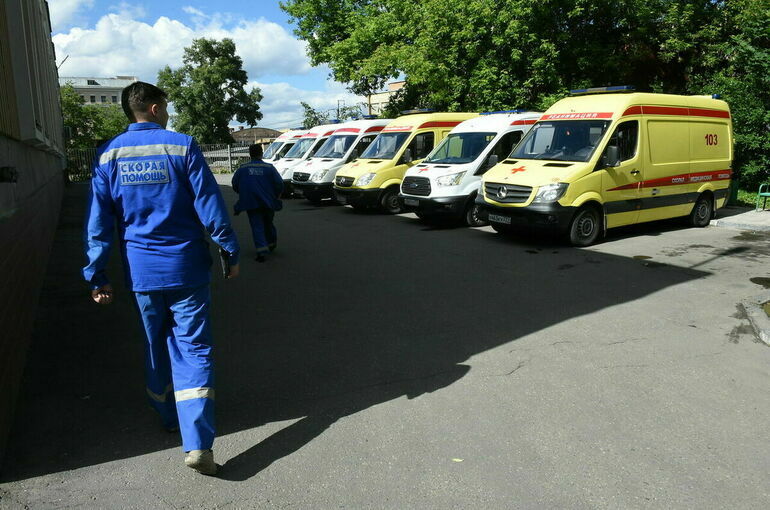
355, 172, 377, 186
311, 169, 329, 182
436, 171, 466, 187
532, 183, 569, 203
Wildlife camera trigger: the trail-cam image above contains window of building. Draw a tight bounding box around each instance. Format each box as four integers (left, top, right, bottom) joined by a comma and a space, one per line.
87, 79, 99, 85
101, 96, 106, 103
90, 96, 96, 103
112, 96, 118, 103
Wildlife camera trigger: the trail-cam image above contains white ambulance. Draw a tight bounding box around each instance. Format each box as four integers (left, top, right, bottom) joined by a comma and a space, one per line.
291, 117, 391, 204
273, 122, 342, 192
263, 129, 306, 164
398, 110, 542, 226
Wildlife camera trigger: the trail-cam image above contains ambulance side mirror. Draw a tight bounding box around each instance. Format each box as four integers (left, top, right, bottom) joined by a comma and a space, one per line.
348, 149, 359, 162
604, 145, 621, 167
401, 148, 413, 165
486, 154, 499, 169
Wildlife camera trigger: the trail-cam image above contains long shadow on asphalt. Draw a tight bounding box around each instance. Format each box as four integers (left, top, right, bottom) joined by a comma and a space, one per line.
2, 185, 710, 482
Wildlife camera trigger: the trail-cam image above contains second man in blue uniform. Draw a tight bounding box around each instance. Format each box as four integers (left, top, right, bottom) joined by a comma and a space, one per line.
232, 144, 284, 262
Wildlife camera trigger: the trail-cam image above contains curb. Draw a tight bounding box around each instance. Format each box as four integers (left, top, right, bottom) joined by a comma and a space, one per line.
742, 292, 770, 346
710, 218, 770, 232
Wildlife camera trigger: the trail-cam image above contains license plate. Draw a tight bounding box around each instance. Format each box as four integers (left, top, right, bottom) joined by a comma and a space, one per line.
488, 213, 512, 225
403, 198, 419, 207
336, 194, 347, 204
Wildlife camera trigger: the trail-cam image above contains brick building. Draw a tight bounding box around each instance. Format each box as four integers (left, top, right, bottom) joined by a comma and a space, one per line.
0, 0, 65, 461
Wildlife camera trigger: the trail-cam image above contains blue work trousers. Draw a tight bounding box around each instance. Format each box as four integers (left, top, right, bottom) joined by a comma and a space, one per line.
246, 209, 277, 254
133, 285, 215, 451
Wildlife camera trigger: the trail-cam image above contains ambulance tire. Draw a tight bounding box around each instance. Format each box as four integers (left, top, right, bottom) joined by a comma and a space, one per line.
690, 193, 713, 228
380, 187, 402, 214
568, 204, 602, 247
464, 201, 488, 227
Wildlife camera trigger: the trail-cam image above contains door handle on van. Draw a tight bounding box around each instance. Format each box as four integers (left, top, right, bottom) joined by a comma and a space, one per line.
630, 169, 640, 175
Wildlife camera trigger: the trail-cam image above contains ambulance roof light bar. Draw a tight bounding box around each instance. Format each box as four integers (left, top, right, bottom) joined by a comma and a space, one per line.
480, 109, 529, 115
569, 85, 635, 96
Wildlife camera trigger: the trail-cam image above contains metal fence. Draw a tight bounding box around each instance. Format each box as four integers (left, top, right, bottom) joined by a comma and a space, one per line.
66, 143, 251, 182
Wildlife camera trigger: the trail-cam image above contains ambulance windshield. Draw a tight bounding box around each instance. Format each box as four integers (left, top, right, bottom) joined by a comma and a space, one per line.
425, 132, 496, 164
511, 120, 611, 162
263, 141, 283, 159
284, 137, 316, 158
360, 132, 411, 160
314, 135, 358, 159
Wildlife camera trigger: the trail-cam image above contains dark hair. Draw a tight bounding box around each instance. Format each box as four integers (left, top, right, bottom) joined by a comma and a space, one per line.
121, 81, 167, 121
249, 144, 263, 159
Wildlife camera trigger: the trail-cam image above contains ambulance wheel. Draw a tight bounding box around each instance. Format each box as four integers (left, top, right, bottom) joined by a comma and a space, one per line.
568, 205, 602, 246
464, 202, 488, 227
690, 193, 713, 227
380, 187, 402, 214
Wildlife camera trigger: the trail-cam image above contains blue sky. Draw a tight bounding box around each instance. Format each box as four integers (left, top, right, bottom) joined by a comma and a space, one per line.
50, 0, 364, 128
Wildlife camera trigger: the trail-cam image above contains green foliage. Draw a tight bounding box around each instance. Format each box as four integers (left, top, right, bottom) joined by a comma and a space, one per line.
282, 0, 770, 187
300, 101, 366, 128
157, 38, 263, 144
60, 83, 129, 149
301, 101, 330, 128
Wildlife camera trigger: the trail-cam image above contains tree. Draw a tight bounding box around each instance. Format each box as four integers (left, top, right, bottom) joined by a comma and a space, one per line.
282, 0, 770, 188
301, 101, 329, 128
300, 101, 367, 128
60, 83, 129, 149
157, 38, 263, 144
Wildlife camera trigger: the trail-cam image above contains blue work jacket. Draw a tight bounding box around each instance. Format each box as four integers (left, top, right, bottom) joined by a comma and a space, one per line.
83, 122, 240, 292
231, 160, 284, 214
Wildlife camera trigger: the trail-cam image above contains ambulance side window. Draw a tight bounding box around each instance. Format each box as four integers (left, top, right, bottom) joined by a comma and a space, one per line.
608, 121, 639, 161
409, 132, 435, 160
307, 138, 327, 158
353, 135, 376, 158
476, 131, 523, 175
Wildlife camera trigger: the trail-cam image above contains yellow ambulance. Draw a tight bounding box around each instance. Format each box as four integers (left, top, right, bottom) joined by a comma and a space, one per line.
333, 111, 478, 213
478, 87, 733, 245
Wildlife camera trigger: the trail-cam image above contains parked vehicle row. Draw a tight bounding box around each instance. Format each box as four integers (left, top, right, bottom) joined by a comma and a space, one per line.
274, 87, 733, 246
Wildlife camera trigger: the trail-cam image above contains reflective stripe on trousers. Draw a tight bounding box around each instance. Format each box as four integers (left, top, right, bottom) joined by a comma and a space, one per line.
134, 284, 215, 451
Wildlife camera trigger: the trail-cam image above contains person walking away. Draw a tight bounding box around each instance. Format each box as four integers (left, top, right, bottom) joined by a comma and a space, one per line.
83, 81, 240, 476
231, 144, 283, 262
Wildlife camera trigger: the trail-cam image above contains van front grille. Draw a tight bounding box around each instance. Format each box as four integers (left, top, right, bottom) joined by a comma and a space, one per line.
293, 172, 310, 182
336, 176, 354, 187
401, 176, 431, 196
484, 182, 532, 203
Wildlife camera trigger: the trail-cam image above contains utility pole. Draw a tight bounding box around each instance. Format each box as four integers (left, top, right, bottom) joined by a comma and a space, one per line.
337, 99, 345, 120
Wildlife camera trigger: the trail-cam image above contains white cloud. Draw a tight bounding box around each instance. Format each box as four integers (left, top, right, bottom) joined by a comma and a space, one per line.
182, 6, 206, 18
48, 0, 94, 32
249, 81, 366, 129
53, 8, 310, 80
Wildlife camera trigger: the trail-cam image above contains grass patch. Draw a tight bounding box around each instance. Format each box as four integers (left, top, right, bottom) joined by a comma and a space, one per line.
737, 189, 759, 209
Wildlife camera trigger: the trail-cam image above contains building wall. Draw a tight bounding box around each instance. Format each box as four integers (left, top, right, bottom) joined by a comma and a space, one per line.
0, 0, 65, 462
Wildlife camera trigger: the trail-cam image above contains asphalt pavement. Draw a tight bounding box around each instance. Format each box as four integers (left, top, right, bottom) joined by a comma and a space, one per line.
1, 181, 769, 509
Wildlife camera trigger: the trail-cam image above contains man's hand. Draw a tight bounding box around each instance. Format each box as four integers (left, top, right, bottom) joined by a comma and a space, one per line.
227, 264, 240, 279
91, 284, 114, 305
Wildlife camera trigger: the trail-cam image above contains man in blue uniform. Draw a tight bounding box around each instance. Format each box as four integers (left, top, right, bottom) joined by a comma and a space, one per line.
83, 81, 239, 476
231, 144, 283, 262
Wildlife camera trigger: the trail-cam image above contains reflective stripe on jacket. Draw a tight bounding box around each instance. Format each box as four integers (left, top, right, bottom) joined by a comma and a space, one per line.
83, 122, 240, 291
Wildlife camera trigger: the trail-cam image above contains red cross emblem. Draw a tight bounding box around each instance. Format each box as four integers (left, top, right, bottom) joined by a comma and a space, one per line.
418, 167, 429, 172
510, 166, 526, 174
